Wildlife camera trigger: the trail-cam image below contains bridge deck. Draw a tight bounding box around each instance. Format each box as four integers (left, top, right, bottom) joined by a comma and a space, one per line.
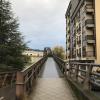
26, 57, 77, 100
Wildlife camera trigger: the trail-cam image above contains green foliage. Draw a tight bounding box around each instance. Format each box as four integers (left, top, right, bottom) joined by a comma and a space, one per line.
0, 0, 27, 70
23, 55, 31, 64
52, 46, 65, 59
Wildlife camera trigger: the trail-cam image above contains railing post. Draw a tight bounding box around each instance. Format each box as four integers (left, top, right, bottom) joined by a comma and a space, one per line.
68, 61, 72, 77
63, 62, 65, 75
65, 62, 67, 76
61, 63, 64, 74
83, 65, 92, 90
66, 63, 69, 76
74, 64, 79, 81
16, 72, 24, 100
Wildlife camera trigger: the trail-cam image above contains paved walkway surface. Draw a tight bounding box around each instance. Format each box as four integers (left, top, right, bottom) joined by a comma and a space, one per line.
27, 78, 77, 100
38, 58, 64, 78
26, 57, 77, 100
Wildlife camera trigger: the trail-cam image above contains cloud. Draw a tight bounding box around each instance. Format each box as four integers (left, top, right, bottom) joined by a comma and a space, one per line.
10, 0, 70, 49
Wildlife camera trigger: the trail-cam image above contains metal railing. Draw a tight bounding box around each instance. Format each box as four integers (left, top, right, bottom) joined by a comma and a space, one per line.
0, 56, 47, 100
53, 55, 67, 74
53, 55, 100, 91
85, 19, 94, 26
16, 56, 47, 100
0, 71, 17, 88
0, 70, 17, 100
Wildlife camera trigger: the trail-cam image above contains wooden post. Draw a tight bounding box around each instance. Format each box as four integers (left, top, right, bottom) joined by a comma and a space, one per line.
63, 62, 66, 75
68, 61, 72, 77
16, 72, 24, 100
65, 62, 67, 76
66, 63, 69, 76
74, 64, 79, 81
83, 65, 92, 90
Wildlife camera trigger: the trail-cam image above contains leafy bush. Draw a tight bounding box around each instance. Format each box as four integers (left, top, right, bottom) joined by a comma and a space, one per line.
52, 46, 65, 59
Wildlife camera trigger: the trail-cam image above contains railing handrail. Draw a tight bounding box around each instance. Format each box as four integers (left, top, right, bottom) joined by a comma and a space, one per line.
0, 71, 17, 75
53, 55, 100, 92
22, 57, 45, 74
0, 56, 47, 100
53, 54, 66, 63
16, 56, 47, 100
70, 62, 100, 67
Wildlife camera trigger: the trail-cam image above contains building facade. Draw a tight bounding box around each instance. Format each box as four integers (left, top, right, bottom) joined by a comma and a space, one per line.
95, 0, 100, 64
66, 0, 97, 63
23, 49, 43, 57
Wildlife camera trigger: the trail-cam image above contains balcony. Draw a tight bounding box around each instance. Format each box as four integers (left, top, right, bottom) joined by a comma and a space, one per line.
85, 19, 95, 28
72, 55, 76, 58
83, 51, 86, 57
66, 41, 67, 44
68, 38, 70, 42
87, 40, 95, 44
67, 50, 70, 54
85, 0, 93, 4
67, 44, 70, 48
67, 35, 70, 38
73, 43, 76, 47
86, 51, 95, 57
67, 29, 70, 34
77, 39, 81, 45
85, 4, 94, 14
87, 35, 95, 39
83, 51, 95, 57
77, 52, 81, 57
67, 27, 70, 31
68, 47, 70, 51
67, 17, 70, 23
87, 35, 95, 44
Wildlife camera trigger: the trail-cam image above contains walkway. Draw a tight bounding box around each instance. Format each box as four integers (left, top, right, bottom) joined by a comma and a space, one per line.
26, 57, 77, 100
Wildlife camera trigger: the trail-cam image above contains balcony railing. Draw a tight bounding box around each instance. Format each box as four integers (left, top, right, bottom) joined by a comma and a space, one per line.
73, 43, 76, 47
68, 39, 70, 42
77, 53, 81, 57
87, 40, 95, 44
87, 51, 95, 57
72, 55, 76, 58
85, 4, 94, 14
87, 35, 94, 39
85, 19, 95, 28
85, 0, 93, 4
87, 35, 95, 44
83, 51, 95, 57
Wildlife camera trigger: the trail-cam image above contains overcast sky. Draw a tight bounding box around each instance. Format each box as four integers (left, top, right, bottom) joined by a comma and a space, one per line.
10, 0, 70, 50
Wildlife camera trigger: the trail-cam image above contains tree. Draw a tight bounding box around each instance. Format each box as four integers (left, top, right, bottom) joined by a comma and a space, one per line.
52, 46, 65, 59
0, 0, 27, 70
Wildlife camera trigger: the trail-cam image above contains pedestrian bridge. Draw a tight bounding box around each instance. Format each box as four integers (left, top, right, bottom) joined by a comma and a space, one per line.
26, 57, 76, 100
0, 55, 100, 100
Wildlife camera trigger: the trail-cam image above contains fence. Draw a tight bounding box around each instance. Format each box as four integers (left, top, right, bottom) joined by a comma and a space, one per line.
53, 55, 100, 91
0, 56, 47, 100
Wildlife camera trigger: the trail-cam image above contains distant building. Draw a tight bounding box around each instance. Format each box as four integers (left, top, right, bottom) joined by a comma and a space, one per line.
65, 0, 98, 63
23, 49, 43, 57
